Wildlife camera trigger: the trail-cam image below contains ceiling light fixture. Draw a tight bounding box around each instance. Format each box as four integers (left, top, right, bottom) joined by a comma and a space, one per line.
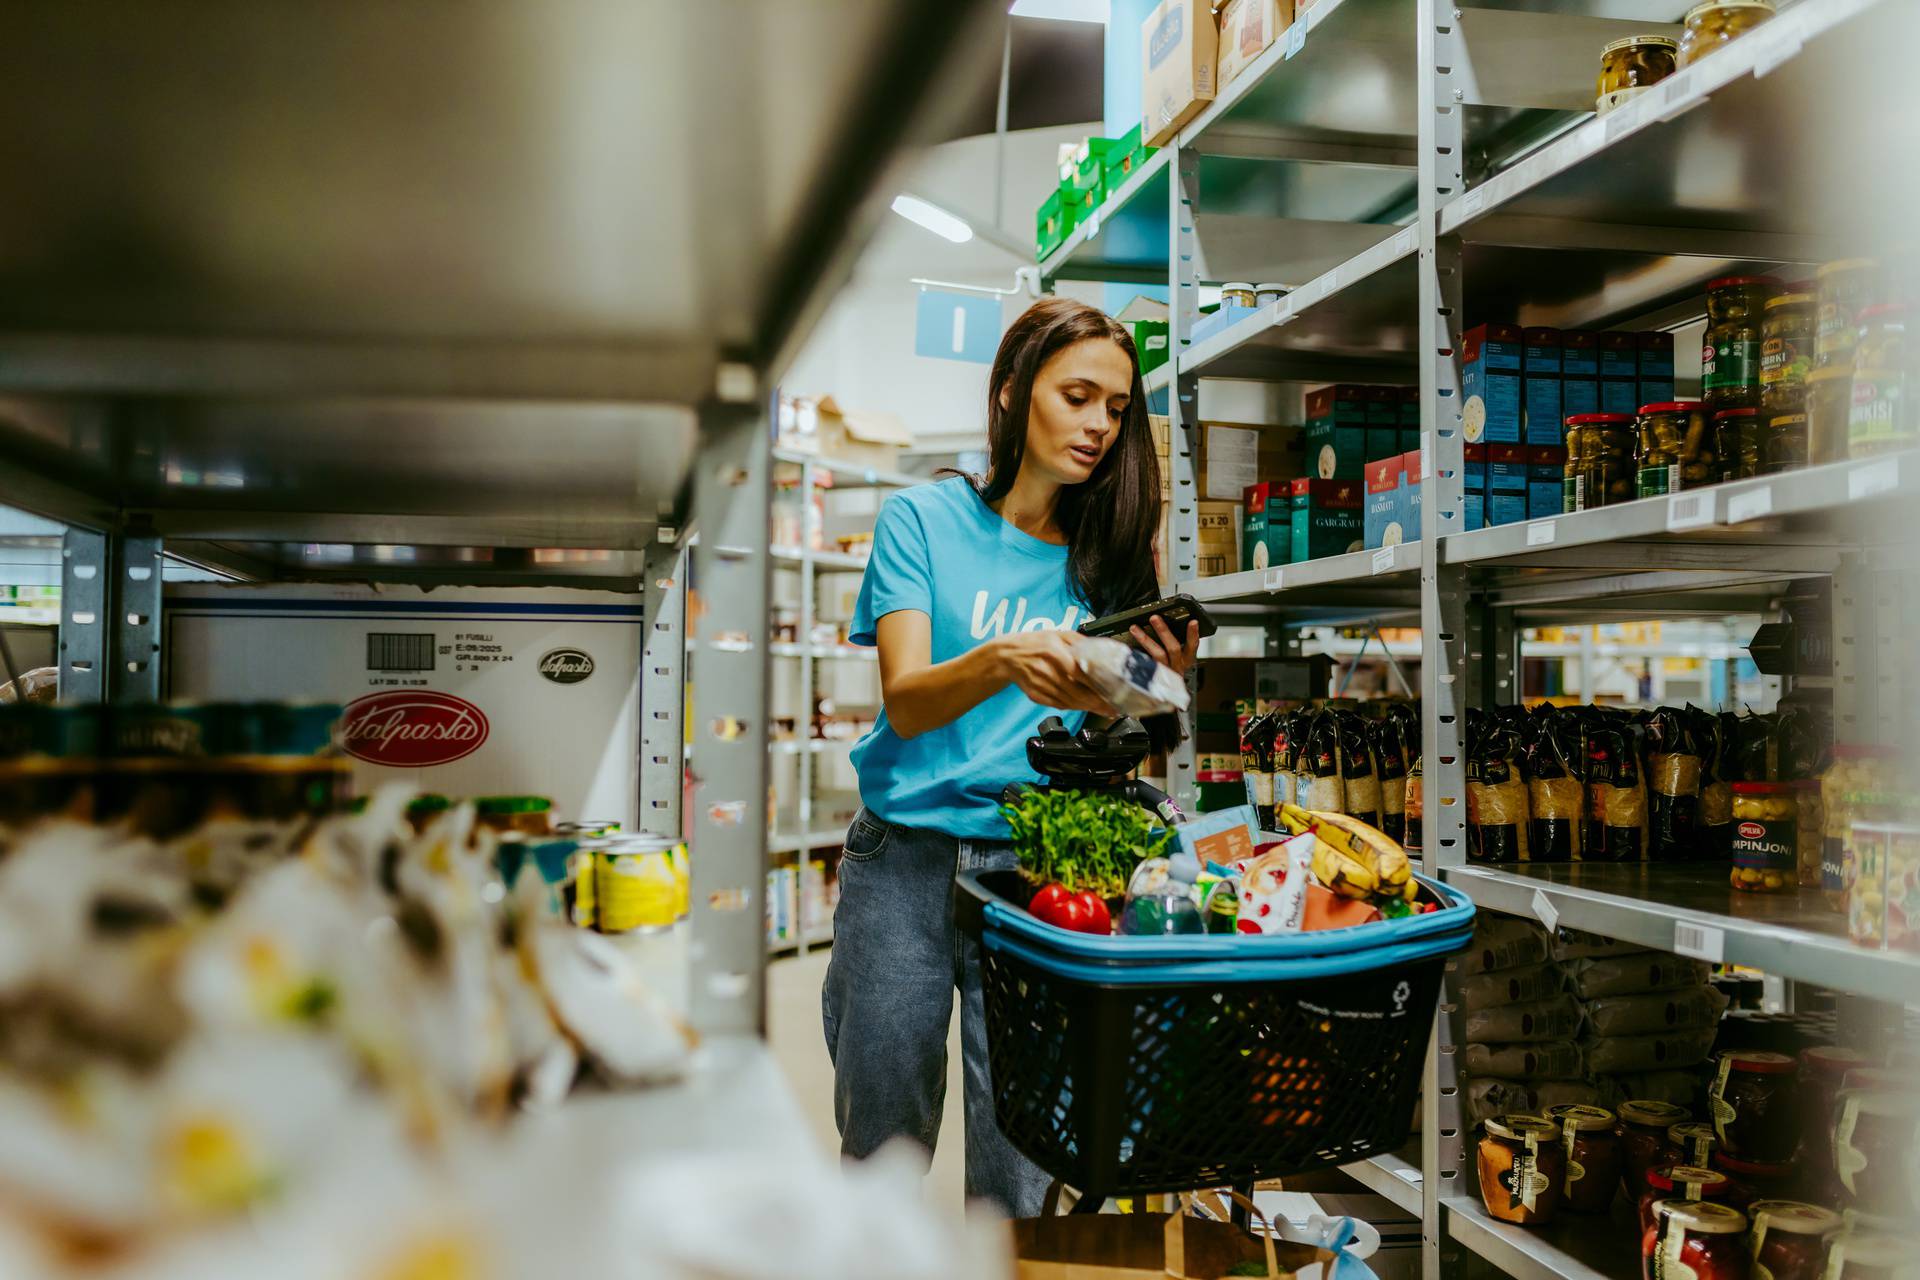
890, 194, 974, 244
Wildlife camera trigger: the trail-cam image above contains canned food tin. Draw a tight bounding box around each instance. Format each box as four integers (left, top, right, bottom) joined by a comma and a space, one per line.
590, 835, 683, 934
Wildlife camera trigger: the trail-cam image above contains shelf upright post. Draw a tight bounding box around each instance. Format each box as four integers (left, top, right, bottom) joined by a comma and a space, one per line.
1167, 141, 1203, 816
1418, 2, 1474, 1276
1486, 607, 1519, 706
688, 392, 775, 1036
796, 459, 818, 955
640, 540, 688, 841
58, 528, 162, 703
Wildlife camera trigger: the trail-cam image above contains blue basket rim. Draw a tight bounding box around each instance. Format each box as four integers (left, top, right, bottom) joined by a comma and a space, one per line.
971, 871, 1475, 962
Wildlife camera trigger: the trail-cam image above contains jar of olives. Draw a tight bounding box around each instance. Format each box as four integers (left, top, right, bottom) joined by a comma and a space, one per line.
1760, 292, 1815, 418
1825, 745, 1898, 915
1564, 413, 1636, 511
1636, 401, 1712, 497
1849, 304, 1910, 458
1704, 277, 1779, 413
1597, 35, 1679, 114
1764, 414, 1808, 474
1714, 407, 1763, 481
1678, 0, 1774, 67
1816, 259, 1881, 370
1806, 367, 1853, 466
1731, 782, 1796, 894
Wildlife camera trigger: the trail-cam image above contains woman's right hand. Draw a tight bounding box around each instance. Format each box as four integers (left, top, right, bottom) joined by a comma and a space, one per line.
992, 631, 1118, 717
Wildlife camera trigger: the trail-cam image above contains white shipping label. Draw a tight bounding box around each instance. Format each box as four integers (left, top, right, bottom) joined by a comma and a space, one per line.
1204, 425, 1262, 500
164, 583, 645, 829
1673, 921, 1726, 963
1530, 888, 1560, 934
1725, 486, 1773, 525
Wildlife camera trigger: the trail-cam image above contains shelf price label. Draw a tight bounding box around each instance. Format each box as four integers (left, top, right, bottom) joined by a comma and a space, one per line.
1284, 20, 1306, 58
1371, 547, 1396, 575
1526, 519, 1556, 546
1725, 485, 1773, 525
1673, 921, 1725, 963
1530, 888, 1560, 935
1263, 568, 1285, 592
1666, 491, 1716, 531
1848, 458, 1898, 500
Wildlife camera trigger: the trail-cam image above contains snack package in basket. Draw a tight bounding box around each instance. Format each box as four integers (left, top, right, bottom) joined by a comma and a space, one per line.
1231, 831, 1316, 935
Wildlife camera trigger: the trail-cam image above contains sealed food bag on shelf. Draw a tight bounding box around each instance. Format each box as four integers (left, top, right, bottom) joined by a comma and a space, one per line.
1404, 751, 1424, 853
1334, 710, 1383, 829
1580, 717, 1648, 861
1464, 1040, 1586, 1081
1465, 994, 1582, 1044
1692, 705, 1735, 861
1583, 985, 1730, 1037
1458, 914, 1552, 976
1467, 1078, 1602, 1125
1466, 710, 1529, 863
1550, 925, 1653, 962
1294, 710, 1345, 812
1646, 706, 1704, 861
1567, 953, 1712, 999
1581, 1028, 1719, 1074
1525, 708, 1584, 861
1373, 712, 1411, 846
1459, 962, 1567, 1013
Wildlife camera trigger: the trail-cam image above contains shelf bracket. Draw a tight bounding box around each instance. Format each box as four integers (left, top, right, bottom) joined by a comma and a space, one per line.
58, 529, 162, 704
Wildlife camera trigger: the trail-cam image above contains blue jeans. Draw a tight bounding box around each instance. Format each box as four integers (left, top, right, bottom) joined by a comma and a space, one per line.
821, 808, 1052, 1217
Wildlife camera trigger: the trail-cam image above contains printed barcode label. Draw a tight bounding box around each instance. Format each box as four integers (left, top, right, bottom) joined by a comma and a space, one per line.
1395, 227, 1415, 256
1673, 921, 1725, 962
366, 632, 436, 672
1526, 519, 1556, 546
1264, 568, 1285, 591
1666, 490, 1715, 531
1463, 189, 1485, 217
1371, 547, 1396, 575
1530, 889, 1559, 934
1848, 459, 1898, 500
1725, 485, 1772, 525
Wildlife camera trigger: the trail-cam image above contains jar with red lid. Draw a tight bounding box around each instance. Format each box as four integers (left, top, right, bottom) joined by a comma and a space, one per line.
1642, 1164, 1738, 1234
1711, 1052, 1800, 1162
1479, 1114, 1566, 1224
1622, 1100, 1694, 1197
1645, 1200, 1752, 1280
1832, 1089, 1920, 1216
1715, 1151, 1799, 1211
1823, 1232, 1908, 1280
1748, 1201, 1842, 1280
1801, 1048, 1876, 1178
1839, 1067, 1903, 1094
1715, 406, 1763, 481
1672, 1120, 1720, 1167
1550, 1104, 1622, 1213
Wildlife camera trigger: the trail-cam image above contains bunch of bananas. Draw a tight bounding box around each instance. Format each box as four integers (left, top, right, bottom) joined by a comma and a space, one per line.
1279, 803, 1417, 902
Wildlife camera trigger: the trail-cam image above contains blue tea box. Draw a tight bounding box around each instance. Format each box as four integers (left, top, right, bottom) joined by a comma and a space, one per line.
1487, 490, 1528, 526
1403, 451, 1424, 542
1489, 442, 1528, 493
1528, 446, 1565, 520
1462, 323, 1523, 445
1638, 330, 1675, 378
1563, 378, 1600, 417
1602, 379, 1641, 416
1562, 330, 1598, 378
1364, 454, 1406, 550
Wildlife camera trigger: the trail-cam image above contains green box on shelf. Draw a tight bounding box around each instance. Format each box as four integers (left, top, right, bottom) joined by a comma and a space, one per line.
1101, 125, 1153, 190
1060, 171, 1106, 224
1289, 477, 1364, 563
1061, 135, 1123, 188
1130, 320, 1170, 373
1036, 189, 1075, 261
1303, 416, 1365, 480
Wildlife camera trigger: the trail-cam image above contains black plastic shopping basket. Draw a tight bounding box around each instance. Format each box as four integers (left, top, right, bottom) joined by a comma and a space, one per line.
954, 868, 1476, 1198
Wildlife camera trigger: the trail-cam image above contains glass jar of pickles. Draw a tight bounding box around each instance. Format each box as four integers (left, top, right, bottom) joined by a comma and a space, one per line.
1705, 277, 1779, 413
1220, 282, 1257, 309
1849, 304, 1910, 458
1678, 0, 1774, 67
1564, 413, 1637, 511
1816, 259, 1881, 370
1761, 292, 1815, 418
1637, 401, 1712, 497
1597, 35, 1679, 114
1731, 782, 1796, 894
1764, 414, 1808, 474
1714, 407, 1763, 481
1806, 367, 1853, 467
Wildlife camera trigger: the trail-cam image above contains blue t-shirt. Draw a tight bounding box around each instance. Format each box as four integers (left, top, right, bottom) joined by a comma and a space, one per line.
849, 477, 1090, 838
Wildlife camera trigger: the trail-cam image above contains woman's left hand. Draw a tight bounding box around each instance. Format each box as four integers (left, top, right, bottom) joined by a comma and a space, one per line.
1129, 615, 1201, 677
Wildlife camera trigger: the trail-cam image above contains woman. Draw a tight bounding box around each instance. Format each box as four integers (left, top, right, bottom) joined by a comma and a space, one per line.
822, 296, 1200, 1215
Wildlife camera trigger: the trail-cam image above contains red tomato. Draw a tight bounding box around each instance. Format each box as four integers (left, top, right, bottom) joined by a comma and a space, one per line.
1029, 884, 1113, 934
1072, 892, 1112, 935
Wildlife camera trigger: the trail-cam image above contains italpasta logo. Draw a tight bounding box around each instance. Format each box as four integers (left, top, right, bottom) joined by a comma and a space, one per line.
340, 691, 489, 767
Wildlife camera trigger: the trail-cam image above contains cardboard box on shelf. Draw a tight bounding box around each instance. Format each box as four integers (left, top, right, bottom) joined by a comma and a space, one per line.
1216, 0, 1293, 89
1364, 454, 1407, 550
1561, 329, 1599, 417
811, 396, 914, 473
1528, 445, 1566, 520
1197, 500, 1241, 545
1461, 441, 1487, 531
1141, 0, 1218, 147
1118, 296, 1171, 374
1243, 481, 1290, 571
1100, 122, 1152, 190
1600, 331, 1638, 413
1461, 324, 1522, 445
1402, 450, 1424, 540
1522, 326, 1563, 446
1288, 477, 1362, 562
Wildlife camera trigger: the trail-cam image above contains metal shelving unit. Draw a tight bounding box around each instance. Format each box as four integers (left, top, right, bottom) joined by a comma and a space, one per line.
0, 0, 999, 1146
767, 453, 912, 957
1050, 2, 1920, 1275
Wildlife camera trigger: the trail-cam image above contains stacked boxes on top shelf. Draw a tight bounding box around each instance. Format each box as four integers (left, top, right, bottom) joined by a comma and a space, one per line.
1035, 124, 1155, 261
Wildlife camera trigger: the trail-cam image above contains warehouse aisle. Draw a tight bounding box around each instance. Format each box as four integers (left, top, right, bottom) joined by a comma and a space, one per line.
766, 949, 967, 1218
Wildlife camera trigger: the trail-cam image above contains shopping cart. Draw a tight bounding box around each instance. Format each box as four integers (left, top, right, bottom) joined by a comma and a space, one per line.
954, 867, 1475, 1199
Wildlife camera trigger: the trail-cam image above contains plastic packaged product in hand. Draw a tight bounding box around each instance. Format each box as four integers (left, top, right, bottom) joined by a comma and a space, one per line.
1566, 953, 1711, 999
1074, 635, 1191, 718
1459, 962, 1568, 1013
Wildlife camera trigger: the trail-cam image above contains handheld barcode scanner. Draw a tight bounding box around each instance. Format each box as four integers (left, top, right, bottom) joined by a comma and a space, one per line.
1002, 715, 1185, 825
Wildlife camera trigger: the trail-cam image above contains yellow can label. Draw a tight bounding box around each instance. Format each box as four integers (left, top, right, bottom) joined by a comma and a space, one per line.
596, 850, 679, 933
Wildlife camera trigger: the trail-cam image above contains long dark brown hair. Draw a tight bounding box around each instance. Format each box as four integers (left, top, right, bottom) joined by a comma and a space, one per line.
967, 295, 1162, 618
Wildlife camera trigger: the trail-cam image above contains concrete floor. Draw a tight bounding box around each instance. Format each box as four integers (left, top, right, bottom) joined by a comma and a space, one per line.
766, 947, 968, 1218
